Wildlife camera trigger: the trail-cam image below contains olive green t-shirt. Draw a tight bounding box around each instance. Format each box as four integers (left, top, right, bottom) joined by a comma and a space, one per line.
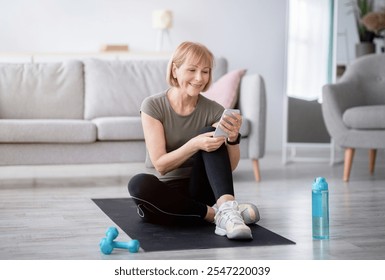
141, 90, 224, 181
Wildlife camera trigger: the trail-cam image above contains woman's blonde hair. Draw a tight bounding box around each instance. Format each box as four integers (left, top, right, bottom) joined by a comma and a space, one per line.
166, 41, 214, 92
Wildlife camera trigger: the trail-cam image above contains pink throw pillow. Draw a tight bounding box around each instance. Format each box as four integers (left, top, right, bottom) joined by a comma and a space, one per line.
202, 69, 246, 108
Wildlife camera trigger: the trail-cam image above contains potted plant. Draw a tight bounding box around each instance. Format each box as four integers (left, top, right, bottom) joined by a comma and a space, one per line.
348, 0, 376, 57
361, 11, 385, 52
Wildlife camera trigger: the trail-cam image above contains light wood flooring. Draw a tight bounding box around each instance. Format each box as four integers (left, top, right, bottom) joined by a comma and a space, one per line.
0, 152, 384, 260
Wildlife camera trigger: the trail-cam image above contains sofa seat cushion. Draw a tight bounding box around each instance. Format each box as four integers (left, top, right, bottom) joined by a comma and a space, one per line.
92, 116, 248, 142
0, 120, 96, 143
343, 105, 385, 129
92, 117, 144, 140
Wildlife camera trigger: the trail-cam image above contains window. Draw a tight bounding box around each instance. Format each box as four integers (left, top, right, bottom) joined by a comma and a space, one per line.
286, 0, 335, 101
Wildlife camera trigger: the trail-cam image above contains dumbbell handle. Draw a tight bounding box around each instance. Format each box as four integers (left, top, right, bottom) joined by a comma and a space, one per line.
112, 240, 140, 253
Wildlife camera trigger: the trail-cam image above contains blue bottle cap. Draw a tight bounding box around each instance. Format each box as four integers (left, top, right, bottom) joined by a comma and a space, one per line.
312, 177, 328, 191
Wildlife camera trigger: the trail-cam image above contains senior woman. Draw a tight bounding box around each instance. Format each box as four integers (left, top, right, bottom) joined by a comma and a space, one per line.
128, 41, 259, 240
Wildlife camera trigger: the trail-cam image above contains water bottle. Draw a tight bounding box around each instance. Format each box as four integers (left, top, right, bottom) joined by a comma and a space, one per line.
312, 177, 329, 239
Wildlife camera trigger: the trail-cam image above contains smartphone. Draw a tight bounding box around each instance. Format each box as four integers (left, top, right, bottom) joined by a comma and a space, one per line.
213, 109, 240, 138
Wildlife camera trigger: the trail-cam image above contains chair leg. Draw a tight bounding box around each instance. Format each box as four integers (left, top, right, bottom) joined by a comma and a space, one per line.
343, 148, 355, 182
369, 149, 377, 175
252, 159, 261, 182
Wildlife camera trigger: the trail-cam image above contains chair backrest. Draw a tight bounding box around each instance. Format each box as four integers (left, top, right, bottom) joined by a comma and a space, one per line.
340, 53, 385, 105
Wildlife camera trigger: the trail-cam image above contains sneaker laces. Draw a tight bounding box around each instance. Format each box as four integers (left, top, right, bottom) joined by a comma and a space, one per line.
217, 201, 244, 226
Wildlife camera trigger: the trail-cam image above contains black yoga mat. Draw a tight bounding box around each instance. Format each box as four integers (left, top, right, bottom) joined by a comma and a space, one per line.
93, 198, 295, 252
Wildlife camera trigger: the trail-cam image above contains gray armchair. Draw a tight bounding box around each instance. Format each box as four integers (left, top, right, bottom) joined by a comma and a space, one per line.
322, 53, 385, 181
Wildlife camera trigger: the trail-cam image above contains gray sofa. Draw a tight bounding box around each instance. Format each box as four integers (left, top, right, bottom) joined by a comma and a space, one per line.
322, 53, 385, 181
0, 57, 266, 181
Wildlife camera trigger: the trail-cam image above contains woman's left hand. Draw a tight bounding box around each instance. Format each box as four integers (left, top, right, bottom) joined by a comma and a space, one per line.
219, 112, 242, 142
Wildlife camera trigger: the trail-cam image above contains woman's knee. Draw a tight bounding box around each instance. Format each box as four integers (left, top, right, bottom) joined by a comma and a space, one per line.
127, 173, 157, 197
199, 126, 215, 134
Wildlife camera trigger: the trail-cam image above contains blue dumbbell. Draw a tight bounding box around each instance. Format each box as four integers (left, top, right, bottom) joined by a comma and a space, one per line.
99, 227, 140, 254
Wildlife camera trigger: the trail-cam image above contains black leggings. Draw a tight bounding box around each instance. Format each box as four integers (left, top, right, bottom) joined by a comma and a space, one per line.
127, 127, 234, 225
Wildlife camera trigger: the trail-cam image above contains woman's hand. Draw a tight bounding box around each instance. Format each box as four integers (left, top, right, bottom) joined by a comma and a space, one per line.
193, 131, 226, 152
218, 112, 242, 142
216, 112, 242, 171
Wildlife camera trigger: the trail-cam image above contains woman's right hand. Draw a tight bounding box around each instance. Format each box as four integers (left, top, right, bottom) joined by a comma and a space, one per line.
193, 131, 226, 152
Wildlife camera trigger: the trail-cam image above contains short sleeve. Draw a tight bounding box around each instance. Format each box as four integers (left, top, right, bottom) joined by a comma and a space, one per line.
140, 94, 164, 123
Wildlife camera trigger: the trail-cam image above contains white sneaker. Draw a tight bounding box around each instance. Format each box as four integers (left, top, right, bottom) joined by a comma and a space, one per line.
239, 203, 260, 224
214, 201, 252, 239
212, 202, 260, 225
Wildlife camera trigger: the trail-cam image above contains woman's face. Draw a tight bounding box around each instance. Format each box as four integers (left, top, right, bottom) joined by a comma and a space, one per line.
173, 58, 210, 97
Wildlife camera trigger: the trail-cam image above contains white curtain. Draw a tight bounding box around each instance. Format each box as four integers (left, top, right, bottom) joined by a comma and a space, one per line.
286, 0, 334, 101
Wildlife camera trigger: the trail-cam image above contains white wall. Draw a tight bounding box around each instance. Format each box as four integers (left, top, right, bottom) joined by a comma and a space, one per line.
0, 0, 287, 152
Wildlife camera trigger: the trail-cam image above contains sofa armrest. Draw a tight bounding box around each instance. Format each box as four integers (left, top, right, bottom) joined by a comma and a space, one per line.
322, 81, 365, 145
238, 73, 266, 159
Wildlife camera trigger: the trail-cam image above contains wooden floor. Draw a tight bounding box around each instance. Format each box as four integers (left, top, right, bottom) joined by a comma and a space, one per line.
0, 152, 384, 260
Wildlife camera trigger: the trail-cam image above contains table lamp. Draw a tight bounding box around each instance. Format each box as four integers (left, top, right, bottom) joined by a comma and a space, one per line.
152, 10, 173, 51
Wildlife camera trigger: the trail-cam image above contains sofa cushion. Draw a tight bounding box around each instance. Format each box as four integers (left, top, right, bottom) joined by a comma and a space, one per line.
84, 59, 169, 120
0, 120, 96, 143
92, 117, 144, 140
202, 69, 246, 108
83, 58, 229, 120
343, 105, 385, 129
0, 61, 84, 119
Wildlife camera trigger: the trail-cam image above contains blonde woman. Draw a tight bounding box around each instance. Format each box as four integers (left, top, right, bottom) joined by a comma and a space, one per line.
128, 41, 259, 239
